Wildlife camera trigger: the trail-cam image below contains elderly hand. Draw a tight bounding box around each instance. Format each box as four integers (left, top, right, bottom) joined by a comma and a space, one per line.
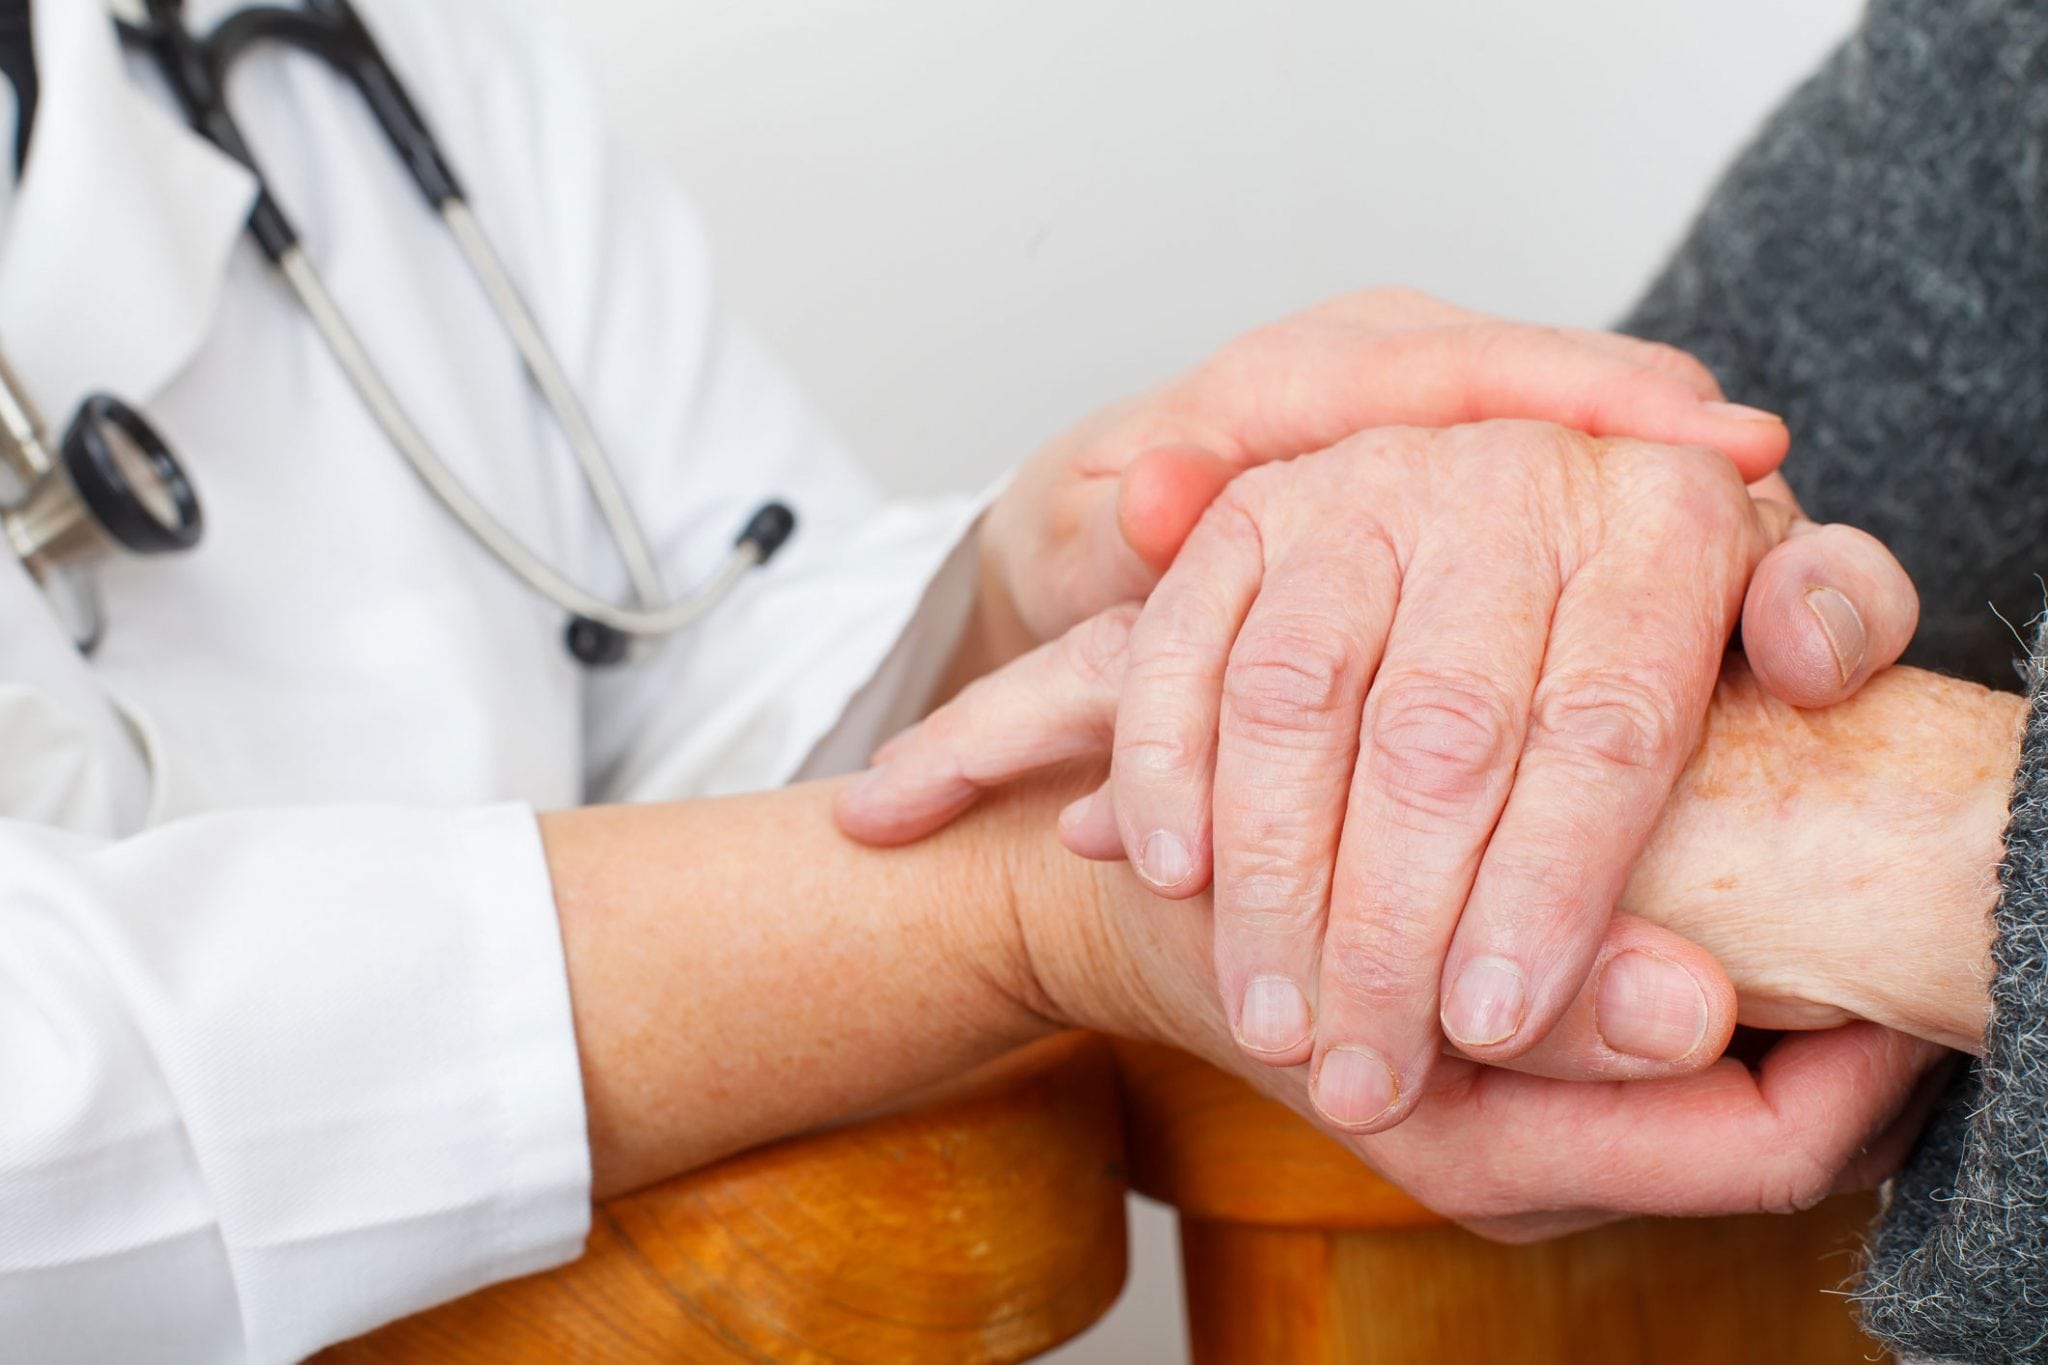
842, 421, 1920, 1134
994, 657, 2012, 1241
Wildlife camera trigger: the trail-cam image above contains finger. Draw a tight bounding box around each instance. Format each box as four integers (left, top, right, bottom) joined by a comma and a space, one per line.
1440, 449, 1762, 1065
1557, 327, 1725, 401
1457, 1209, 1627, 1245
832, 606, 1135, 844
1199, 321, 1790, 481
1209, 537, 1400, 1066
1056, 781, 1124, 860
1304, 285, 1480, 329
1364, 1023, 1942, 1225
1830, 1050, 1962, 1196
1117, 445, 1239, 575
1742, 522, 1920, 708
1460, 913, 1736, 1082
1304, 518, 1559, 1129
1111, 496, 1267, 896
1747, 469, 1803, 514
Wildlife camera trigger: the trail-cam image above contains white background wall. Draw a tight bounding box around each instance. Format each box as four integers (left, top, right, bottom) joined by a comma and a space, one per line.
556, 1, 1863, 1357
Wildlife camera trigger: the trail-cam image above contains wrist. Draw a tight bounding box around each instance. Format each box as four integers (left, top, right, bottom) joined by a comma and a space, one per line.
979, 767, 1196, 1045
1627, 665, 2018, 1055
1819, 680, 2016, 1052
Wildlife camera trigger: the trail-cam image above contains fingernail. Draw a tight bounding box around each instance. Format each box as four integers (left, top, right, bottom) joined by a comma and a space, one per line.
1139, 830, 1194, 889
1312, 1047, 1399, 1128
1596, 951, 1708, 1062
1703, 400, 1785, 425
1805, 585, 1866, 684
1441, 955, 1527, 1048
839, 762, 891, 805
1237, 976, 1312, 1055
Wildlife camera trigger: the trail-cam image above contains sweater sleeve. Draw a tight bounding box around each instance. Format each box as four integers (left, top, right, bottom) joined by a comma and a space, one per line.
1621, 0, 2048, 689
1617, 2, 2048, 1358
1854, 626, 2048, 1360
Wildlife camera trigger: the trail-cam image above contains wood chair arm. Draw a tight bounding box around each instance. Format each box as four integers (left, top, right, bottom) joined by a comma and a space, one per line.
320, 1032, 1129, 1364
1109, 1040, 1886, 1363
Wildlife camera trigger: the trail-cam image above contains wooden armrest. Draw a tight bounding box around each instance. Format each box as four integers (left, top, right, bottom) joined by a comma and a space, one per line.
321, 1032, 1128, 1364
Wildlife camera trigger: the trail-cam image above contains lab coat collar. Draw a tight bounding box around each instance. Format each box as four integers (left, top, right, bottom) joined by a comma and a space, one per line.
0, 0, 256, 422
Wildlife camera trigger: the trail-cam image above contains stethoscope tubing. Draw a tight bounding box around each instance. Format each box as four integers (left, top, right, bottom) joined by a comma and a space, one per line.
121, 0, 790, 651
279, 242, 762, 637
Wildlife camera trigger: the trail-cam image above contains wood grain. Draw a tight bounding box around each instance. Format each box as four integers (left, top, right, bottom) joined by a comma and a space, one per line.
1180, 1201, 1882, 1364
319, 1032, 1128, 1364
1115, 1040, 1888, 1363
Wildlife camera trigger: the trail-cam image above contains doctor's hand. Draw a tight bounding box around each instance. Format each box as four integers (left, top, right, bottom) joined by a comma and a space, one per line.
971, 287, 1795, 658
841, 421, 1920, 1133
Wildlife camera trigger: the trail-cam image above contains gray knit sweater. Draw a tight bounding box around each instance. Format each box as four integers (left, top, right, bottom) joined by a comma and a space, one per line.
1623, 2, 2048, 1357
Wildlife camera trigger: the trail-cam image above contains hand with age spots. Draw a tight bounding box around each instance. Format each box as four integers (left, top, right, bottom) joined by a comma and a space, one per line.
991, 656, 2013, 1240
840, 419, 1920, 1134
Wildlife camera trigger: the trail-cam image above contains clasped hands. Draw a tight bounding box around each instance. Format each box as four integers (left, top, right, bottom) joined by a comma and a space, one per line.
836, 290, 2017, 1240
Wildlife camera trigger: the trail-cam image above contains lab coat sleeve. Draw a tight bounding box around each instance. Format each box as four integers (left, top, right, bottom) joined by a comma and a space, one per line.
420, 0, 1002, 802
0, 803, 589, 1364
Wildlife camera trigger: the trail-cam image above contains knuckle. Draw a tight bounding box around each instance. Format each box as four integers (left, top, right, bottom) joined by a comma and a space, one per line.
1458, 417, 1591, 479
1222, 861, 1326, 937
1062, 606, 1138, 687
1754, 1151, 1835, 1216
1115, 725, 1203, 782
1527, 673, 1686, 773
1366, 674, 1517, 815
1320, 908, 1440, 1007
1224, 630, 1362, 735
1634, 443, 1750, 521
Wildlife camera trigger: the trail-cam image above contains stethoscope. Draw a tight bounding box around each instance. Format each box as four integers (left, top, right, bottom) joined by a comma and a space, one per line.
2, 0, 795, 665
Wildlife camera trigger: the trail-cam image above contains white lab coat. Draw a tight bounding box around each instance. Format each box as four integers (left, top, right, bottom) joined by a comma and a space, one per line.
0, 1, 984, 1359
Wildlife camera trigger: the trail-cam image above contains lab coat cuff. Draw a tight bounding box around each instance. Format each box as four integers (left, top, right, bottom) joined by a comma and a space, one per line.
461, 802, 595, 1276
153, 802, 593, 1358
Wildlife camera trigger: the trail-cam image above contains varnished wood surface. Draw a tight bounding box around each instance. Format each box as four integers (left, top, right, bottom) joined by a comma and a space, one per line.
319, 1033, 1128, 1364
1115, 1040, 1888, 1363
326, 1032, 1898, 1362
1112, 1039, 1439, 1230
1181, 1200, 1882, 1364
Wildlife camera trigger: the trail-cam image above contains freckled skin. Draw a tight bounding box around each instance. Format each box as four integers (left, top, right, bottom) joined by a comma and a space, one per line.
1623, 660, 2021, 1053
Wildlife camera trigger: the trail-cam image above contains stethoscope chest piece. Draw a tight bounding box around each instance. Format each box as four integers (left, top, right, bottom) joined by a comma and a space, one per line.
0, 363, 201, 649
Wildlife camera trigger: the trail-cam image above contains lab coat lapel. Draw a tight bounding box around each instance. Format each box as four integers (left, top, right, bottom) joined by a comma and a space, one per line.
0, 0, 255, 422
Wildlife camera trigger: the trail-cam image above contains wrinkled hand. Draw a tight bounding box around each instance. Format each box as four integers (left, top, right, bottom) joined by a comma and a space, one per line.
845, 422, 1919, 1135
976, 287, 1800, 655
986, 658, 2012, 1240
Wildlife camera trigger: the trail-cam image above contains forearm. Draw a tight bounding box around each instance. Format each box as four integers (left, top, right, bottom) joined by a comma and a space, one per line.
542, 782, 1058, 1198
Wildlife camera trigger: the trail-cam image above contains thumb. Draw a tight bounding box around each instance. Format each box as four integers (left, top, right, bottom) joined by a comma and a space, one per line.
1459, 913, 1738, 1083
833, 606, 1136, 845
1117, 444, 1238, 574
1741, 517, 1920, 709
